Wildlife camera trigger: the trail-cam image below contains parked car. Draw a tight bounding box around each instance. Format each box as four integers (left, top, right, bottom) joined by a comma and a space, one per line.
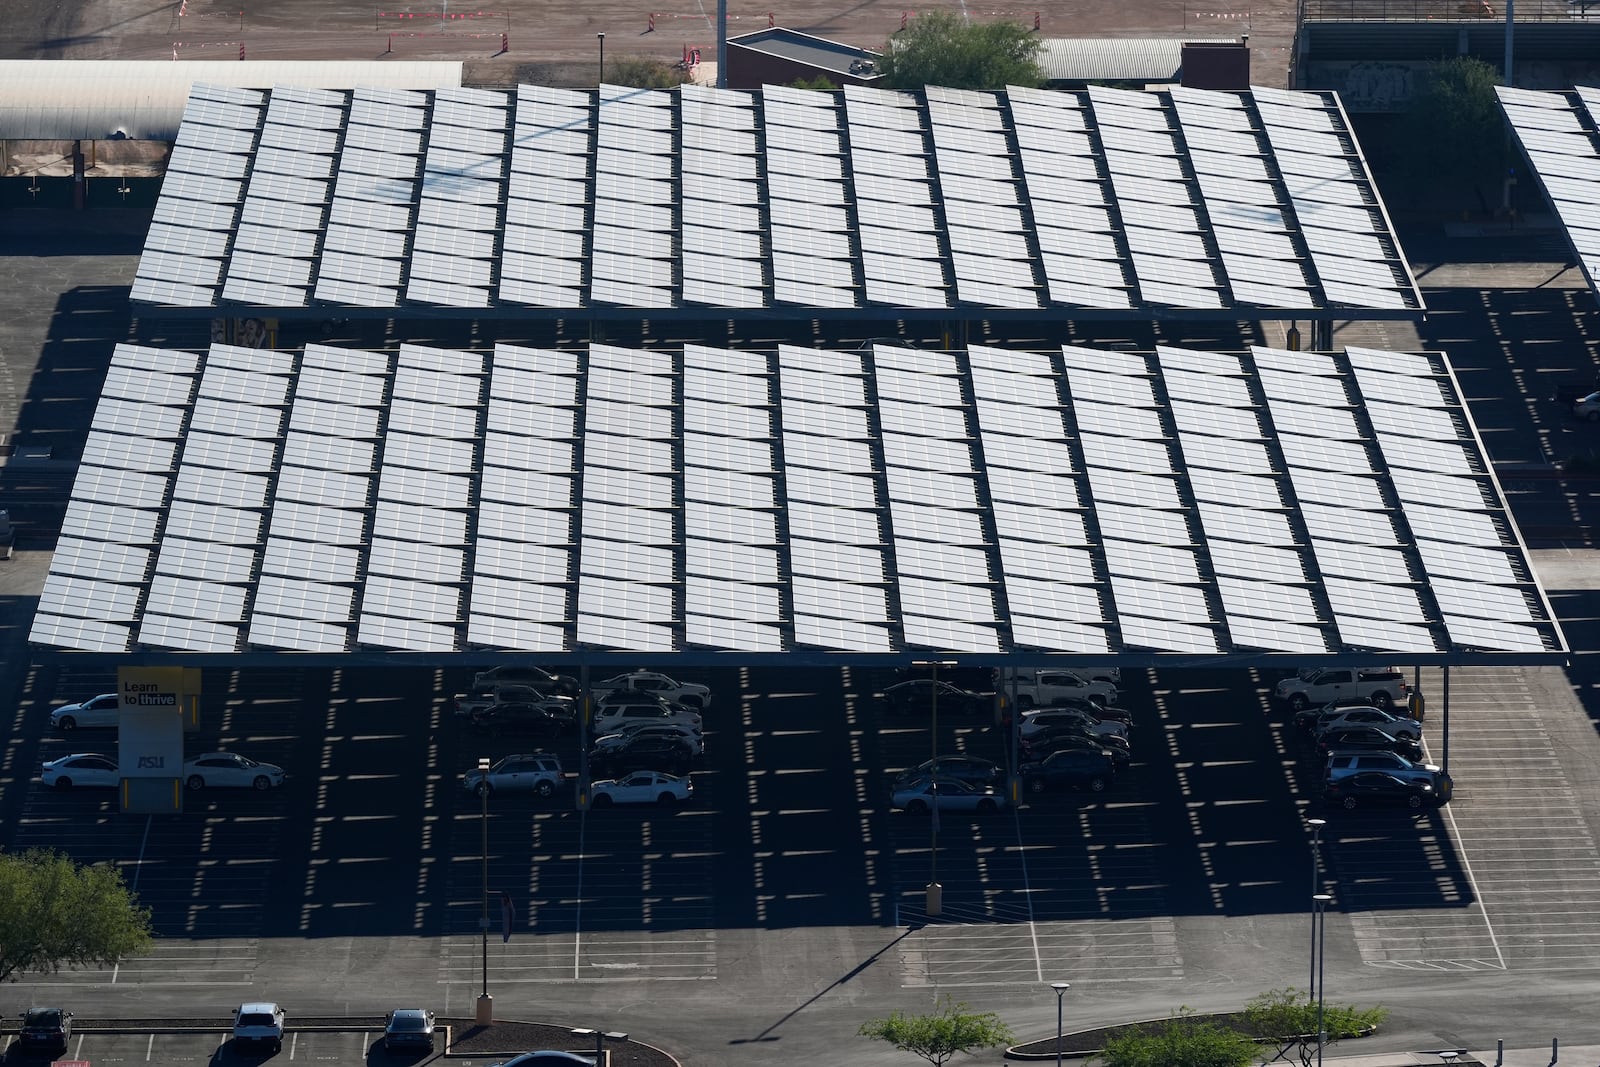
232, 1002, 286, 1053
590, 733, 698, 776
384, 1008, 437, 1051
1324, 751, 1449, 794
1573, 390, 1600, 422
491, 1053, 597, 1066
1296, 701, 1421, 739
1020, 730, 1132, 771
470, 701, 575, 738
891, 776, 1007, 814
590, 770, 693, 807
1002, 695, 1129, 731
1324, 772, 1442, 811
594, 721, 705, 756
1019, 708, 1128, 741
895, 664, 997, 692
184, 752, 286, 791
463, 754, 565, 797
893, 756, 1003, 789
49, 693, 119, 731
471, 665, 579, 696
592, 699, 702, 737
40, 752, 120, 789
880, 679, 992, 715
1010, 669, 1118, 708
16, 1007, 72, 1052
1019, 749, 1117, 794
453, 685, 574, 719
1275, 667, 1409, 711
1314, 726, 1424, 762
594, 670, 712, 710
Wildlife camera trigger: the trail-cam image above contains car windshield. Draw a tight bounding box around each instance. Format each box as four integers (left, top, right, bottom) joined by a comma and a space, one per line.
26, 1010, 62, 1025
238, 1012, 276, 1027
390, 1015, 429, 1031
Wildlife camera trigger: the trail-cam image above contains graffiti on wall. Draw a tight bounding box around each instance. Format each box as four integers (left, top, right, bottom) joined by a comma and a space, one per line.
1306, 60, 1419, 110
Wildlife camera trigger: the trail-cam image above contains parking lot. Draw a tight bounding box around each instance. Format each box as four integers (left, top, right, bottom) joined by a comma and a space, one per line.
12, 655, 1588, 1000
0, 1027, 457, 1065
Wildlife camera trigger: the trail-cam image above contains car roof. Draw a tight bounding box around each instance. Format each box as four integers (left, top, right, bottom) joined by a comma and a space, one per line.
238, 1002, 280, 1013
23, 1007, 65, 1019
389, 1008, 431, 1018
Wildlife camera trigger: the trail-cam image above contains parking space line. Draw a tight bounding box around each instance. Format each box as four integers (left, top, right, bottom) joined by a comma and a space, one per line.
147, 1033, 155, 1060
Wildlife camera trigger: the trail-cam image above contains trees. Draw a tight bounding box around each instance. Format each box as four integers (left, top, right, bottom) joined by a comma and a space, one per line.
1100, 1010, 1257, 1067
1397, 56, 1505, 208
0, 849, 154, 984
858, 996, 1014, 1066
877, 10, 1044, 91
1242, 988, 1389, 1067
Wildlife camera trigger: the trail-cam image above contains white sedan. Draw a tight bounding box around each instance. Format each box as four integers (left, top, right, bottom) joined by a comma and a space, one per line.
183, 752, 287, 791
590, 770, 692, 807
41, 753, 120, 789
50, 693, 120, 731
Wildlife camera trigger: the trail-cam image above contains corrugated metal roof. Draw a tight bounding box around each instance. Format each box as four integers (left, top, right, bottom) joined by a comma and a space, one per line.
1038, 38, 1234, 84
0, 61, 463, 140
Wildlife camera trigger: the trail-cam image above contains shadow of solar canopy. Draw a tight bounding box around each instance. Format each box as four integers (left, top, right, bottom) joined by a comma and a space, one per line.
29, 341, 1564, 666
131, 81, 1423, 322
1495, 85, 1600, 302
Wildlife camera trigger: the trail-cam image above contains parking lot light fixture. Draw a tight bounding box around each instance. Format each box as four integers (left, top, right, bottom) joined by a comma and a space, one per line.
1050, 981, 1070, 1067
1313, 893, 1333, 1067
477, 756, 492, 1024
914, 658, 957, 917
571, 1028, 629, 1061
1307, 817, 1326, 995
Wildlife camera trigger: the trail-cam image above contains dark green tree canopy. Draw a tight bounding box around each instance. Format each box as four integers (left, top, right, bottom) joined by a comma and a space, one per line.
0, 849, 154, 984
1399, 55, 1505, 199
877, 10, 1044, 90
858, 995, 1014, 1066
1243, 987, 1389, 1067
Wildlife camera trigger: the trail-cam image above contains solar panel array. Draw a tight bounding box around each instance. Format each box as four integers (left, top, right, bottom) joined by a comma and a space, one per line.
1496, 85, 1600, 298
33, 342, 1561, 662
134, 83, 1424, 318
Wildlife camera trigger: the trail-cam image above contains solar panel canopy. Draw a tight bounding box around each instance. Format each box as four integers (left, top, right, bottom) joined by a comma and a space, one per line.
1496, 85, 1600, 300
132, 82, 1423, 320
30, 341, 1564, 666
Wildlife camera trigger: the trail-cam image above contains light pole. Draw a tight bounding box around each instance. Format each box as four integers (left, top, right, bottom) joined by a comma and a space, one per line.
596, 32, 605, 84
1050, 981, 1070, 1067
1307, 817, 1325, 996
1313, 892, 1333, 1067
476, 756, 493, 1025
914, 658, 955, 917
572, 1028, 629, 1063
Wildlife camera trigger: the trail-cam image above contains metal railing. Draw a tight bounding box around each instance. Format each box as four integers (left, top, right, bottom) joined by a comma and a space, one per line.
1303, 0, 1594, 20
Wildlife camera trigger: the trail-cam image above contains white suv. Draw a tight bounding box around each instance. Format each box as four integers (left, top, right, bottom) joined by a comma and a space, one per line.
232, 1003, 285, 1053
592, 700, 703, 737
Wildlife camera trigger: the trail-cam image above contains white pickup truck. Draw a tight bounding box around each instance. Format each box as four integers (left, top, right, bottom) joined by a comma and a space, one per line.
1007, 669, 1118, 708
1274, 667, 1409, 711
593, 671, 712, 710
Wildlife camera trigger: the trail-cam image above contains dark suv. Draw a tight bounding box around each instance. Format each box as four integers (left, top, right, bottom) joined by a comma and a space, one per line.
881, 679, 991, 715
17, 1008, 73, 1052
1019, 749, 1117, 794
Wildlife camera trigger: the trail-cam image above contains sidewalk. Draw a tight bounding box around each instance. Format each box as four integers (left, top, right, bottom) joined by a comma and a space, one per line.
1323, 1044, 1583, 1067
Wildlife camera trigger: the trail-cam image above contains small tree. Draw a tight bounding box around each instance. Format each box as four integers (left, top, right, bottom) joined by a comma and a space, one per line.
1243, 988, 1389, 1067
789, 75, 841, 91
1100, 1009, 1257, 1067
878, 10, 1044, 90
0, 849, 154, 984
858, 995, 1014, 1066
606, 56, 690, 89
1398, 55, 1505, 208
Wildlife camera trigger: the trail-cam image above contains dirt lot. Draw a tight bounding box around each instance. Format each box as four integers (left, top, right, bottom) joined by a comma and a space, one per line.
2, 0, 1291, 87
